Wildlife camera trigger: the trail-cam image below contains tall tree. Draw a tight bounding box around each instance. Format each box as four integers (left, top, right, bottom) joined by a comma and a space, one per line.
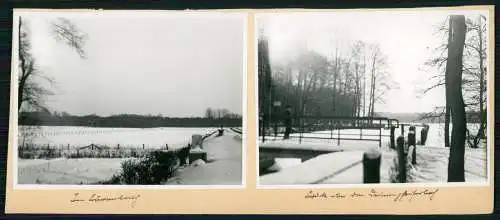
258, 31, 273, 134
463, 15, 488, 148
18, 16, 88, 112
446, 15, 467, 182
444, 17, 452, 147
366, 44, 390, 117
420, 14, 487, 148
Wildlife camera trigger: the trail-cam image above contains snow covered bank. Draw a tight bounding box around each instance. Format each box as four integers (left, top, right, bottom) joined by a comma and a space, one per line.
259, 123, 488, 184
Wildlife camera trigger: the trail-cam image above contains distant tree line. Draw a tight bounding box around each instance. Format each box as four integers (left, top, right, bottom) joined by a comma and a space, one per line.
19, 109, 242, 128
204, 107, 241, 119
258, 30, 396, 123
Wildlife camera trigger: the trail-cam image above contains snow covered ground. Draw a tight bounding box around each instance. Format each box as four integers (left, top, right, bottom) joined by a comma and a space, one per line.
17, 128, 243, 185
18, 126, 218, 149
166, 129, 243, 185
259, 123, 489, 184
17, 158, 125, 184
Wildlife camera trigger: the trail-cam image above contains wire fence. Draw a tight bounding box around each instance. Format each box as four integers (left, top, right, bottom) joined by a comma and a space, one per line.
18, 128, 226, 160
260, 115, 400, 147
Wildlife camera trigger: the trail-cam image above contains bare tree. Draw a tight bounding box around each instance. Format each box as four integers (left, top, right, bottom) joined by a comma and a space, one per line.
204, 108, 214, 119
18, 16, 88, 112
419, 14, 487, 148
463, 15, 487, 148
366, 44, 391, 117
350, 41, 366, 118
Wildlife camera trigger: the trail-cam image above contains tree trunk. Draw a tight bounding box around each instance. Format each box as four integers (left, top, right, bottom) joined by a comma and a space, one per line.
369, 67, 376, 117
444, 106, 450, 147
476, 15, 486, 140
362, 52, 366, 117
447, 15, 467, 182
444, 17, 452, 148
353, 64, 360, 118
367, 52, 377, 118
332, 48, 338, 116
370, 77, 375, 117
18, 16, 25, 111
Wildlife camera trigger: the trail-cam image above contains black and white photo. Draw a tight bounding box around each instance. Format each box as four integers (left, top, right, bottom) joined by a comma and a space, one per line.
256, 9, 491, 186
13, 10, 246, 186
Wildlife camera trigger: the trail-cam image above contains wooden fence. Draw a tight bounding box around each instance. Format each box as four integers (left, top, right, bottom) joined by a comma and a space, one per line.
393, 125, 430, 183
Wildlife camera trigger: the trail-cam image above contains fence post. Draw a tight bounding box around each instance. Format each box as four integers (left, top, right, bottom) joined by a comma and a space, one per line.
400, 124, 405, 137
408, 126, 417, 165
363, 149, 381, 183
390, 126, 396, 149
396, 135, 406, 183
261, 115, 266, 143
378, 120, 382, 148
299, 118, 303, 144
330, 120, 333, 140
420, 124, 429, 145
143, 144, 145, 149
274, 119, 278, 139
337, 126, 340, 146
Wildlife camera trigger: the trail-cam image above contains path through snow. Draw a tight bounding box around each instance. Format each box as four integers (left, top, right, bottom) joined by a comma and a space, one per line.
166, 129, 242, 185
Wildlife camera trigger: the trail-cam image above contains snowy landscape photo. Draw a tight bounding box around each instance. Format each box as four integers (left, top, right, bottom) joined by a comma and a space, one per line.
256, 9, 491, 186
12, 10, 245, 186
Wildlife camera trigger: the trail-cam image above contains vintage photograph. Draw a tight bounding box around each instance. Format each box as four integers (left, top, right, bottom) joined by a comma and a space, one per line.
257, 10, 490, 185
14, 10, 245, 186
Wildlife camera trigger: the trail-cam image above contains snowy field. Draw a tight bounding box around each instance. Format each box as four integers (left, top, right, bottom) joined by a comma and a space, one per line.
18, 158, 126, 184
17, 130, 243, 185
259, 123, 488, 184
18, 126, 219, 149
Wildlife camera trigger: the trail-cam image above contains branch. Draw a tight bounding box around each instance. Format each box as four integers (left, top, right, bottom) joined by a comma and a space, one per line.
50, 17, 88, 59
421, 82, 445, 94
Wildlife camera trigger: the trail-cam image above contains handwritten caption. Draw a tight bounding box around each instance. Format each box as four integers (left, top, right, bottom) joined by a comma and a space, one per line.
70, 192, 141, 207
304, 188, 439, 202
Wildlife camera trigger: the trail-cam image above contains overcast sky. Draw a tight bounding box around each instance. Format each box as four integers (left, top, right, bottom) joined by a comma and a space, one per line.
257, 9, 489, 113
18, 10, 245, 117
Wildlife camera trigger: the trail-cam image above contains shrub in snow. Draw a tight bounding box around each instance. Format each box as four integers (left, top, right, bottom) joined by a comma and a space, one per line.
176, 145, 191, 166
101, 150, 179, 185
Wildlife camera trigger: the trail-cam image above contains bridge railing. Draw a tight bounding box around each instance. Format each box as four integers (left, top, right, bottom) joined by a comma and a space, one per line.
259, 115, 400, 147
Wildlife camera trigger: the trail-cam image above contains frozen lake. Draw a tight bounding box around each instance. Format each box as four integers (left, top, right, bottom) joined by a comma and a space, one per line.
18, 126, 220, 149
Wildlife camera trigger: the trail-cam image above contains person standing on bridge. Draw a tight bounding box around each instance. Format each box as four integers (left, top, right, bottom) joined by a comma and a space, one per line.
283, 105, 292, 139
